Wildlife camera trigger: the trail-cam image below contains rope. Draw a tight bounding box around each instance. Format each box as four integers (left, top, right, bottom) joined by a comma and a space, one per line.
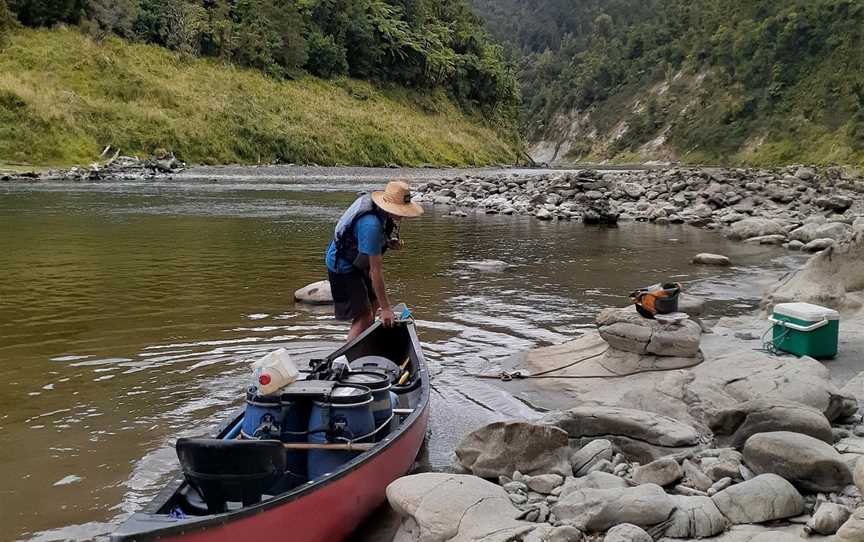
466, 346, 704, 381
334, 412, 396, 445
758, 324, 791, 356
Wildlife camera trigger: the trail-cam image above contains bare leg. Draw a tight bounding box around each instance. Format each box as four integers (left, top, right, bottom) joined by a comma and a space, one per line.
347, 309, 374, 342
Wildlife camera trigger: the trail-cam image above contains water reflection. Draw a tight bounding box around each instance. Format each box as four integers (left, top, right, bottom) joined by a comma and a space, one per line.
0, 178, 796, 540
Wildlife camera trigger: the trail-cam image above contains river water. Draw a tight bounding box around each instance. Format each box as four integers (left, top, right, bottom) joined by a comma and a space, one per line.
0, 167, 796, 541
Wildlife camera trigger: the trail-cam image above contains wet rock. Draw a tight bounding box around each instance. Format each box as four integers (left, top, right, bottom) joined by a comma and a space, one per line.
706, 399, 834, 448
632, 457, 682, 487
458, 260, 510, 272
293, 280, 333, 305
551, 484, 675, 531
743, 431, 853, 492
711, 474, 804, 524
692, 253, 731, 266
570, 439, 614, 477
727, 218, 786, 241
596, 307, 702, 358
604, 523, 652, 542
456, 421, 572, 479
665, 495, 729, 539
805, 502, 851, 535
386, 473, 535, 542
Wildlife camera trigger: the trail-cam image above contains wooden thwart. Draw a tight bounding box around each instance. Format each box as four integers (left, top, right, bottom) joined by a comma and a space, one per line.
283, 442, 374, 452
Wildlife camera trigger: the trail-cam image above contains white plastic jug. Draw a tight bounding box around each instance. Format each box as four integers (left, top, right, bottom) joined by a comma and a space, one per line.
252, 348, 300, 396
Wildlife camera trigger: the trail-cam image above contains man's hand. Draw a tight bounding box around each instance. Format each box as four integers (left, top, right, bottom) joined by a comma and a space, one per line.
387, 239, 404, 251
380, 306, 395, 327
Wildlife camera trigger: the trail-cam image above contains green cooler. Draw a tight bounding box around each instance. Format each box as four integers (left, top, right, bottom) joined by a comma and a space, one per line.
770, 302, 840, 359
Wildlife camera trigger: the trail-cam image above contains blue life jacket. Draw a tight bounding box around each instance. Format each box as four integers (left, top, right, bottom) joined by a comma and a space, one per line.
333, 194, 394, 270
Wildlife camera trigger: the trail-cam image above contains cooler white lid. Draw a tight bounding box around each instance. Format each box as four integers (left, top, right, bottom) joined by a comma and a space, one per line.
774, 302, 840, 321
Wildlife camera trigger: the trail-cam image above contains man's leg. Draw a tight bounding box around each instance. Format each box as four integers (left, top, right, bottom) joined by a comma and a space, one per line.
347, 309, 374, 342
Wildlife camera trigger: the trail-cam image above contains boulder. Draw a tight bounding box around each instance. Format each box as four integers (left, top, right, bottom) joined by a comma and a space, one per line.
816, 195, 854, 212
551, 484, 676, 531
705, 399, 833, 448
804, 238, 837, 252
386, 473, 535, 542
796, 167, 817, 181
456, 421, 572, 479
790, 222, 851, 243
744, 234, 787, 246
837, 507, 864, 542
570, 439, 614, 477
522, 525, 585, 542
692, 253, 731, 266
664, 495, 729, 539
682, 459, 714, 492
596, 307, 702, 358
742, 431, 853, 492
805, 502, 851, 536
559, 472, 629, 496
631, 457, 683, 487
727, 218, 786, 241
855, 456, 864, 495
678, 294, 707, 318
293, 280, 333, 305
711, 474, 804, 524
604, 524, 652, 542
524, 474, 564, 495
458, 260, 511, 272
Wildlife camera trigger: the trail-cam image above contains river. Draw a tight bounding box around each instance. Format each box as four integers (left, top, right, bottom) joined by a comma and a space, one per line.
0, 166, 798, 541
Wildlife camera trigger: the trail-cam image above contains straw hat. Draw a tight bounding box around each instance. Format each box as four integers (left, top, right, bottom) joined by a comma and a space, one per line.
372, 181, 424, 218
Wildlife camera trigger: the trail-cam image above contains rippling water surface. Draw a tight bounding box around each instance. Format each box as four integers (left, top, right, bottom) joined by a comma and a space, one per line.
0, 169, 795, 541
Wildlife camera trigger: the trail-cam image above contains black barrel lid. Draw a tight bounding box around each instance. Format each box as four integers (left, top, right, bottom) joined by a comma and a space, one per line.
340, 371, 390, 391
327, 384, 372, 405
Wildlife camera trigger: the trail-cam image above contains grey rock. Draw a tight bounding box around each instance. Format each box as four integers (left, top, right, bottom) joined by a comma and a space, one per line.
604, 523, 652, 542
743, 431, 853, 493
293, 280, 333, 305
744, 234, 788, 245
806, 502, 851, 535
706, 399, 834, 448
632, 457, 683, 487
711, 474, 804, 524
728, 218, 786, 241
525, 474, 564, 495
551, 484, 676, 531
456, 421, 572, 479
682, 459, 714, 492
692, 253, 731, 266
837, 507, 864, 542
596, 307, 702, 358
665, 495, 729, 539
522, 525, 584, 542
854, 456, 864, 495
796, 167, 817, 181
570, 439, 614, 477
816, 195, 853, 212
559, 472, 629, 496
804, 238, 837, 252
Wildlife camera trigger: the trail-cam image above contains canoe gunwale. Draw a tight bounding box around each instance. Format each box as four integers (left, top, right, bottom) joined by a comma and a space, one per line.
111, 321, 430, 541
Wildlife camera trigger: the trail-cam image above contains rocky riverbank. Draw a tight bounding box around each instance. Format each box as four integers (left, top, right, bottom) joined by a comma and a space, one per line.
1, 150, 184, 182
378, 234, 864, 541
414, 167, 864, 252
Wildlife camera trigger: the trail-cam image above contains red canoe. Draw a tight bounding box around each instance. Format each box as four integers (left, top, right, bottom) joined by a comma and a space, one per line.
111, 321, 430, 542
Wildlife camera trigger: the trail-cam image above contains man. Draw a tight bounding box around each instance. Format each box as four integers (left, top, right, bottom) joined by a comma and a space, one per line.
325, 181, 424, 340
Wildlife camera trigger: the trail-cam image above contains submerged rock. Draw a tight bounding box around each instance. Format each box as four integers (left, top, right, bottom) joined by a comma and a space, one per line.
293, 280, 333, 305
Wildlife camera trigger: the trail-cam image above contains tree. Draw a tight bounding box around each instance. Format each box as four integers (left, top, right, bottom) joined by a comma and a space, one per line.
81, 0, 139, 39
8, 0, 78, 26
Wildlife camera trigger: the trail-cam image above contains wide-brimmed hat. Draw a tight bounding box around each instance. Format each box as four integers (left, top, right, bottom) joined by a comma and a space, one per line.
372, 181, 424, 218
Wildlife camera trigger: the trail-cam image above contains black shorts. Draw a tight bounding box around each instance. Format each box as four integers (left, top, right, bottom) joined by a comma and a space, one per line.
328, 269, 377, 321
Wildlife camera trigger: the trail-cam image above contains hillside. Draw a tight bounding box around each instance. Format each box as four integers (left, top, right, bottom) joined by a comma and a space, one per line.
472, 0, 864, 167
0, 27, 519, 167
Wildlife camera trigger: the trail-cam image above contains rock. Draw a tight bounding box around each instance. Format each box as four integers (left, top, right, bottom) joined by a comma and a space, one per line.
805, 502, 851, 535
551, 484, 676, 531
570, 440, 614, 477
692, 253, 731, 266
796, 167, 817, 181
525, 474, 564, 495
816, 195, 853, 212
543, 407, 701, 464
743, 431, 853, 492
855, 457, 864, 495
456, 421, 572, 479
604, 523, 652, 542
536, 208, 553, 221
728, 218, 786, 241
711, 474, 804, 524
458, 260, 511, 272
786, 240, 805, 251
665, 495, 729, 539
559, 472, 629, 495
790, 221, 851, 244
837, 507, 864, 542
706, 399, 834, 448
678, 294, 707, 318
386, 473, 535, 542
632, 457, 683, 487
522, 525, 584, 542
709, 477, 733, 495
744, 234, 788, 245
682, 459, 714, 492
596, 307, 702, 358
804, 238, 837, 252
293, 280, 333, 305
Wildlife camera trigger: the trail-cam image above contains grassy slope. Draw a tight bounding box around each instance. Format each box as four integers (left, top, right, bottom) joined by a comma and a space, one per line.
0, 27, 518, 168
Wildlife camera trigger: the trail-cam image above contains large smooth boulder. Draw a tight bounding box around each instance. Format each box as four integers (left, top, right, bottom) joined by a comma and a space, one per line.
743, 431, 853, 492
456, 421, 572, 478
604, 524, 652, 542
692, 253, 731, 266
806, 503, 851, 536
706, 399, 833, 448
570, 439, 614, 477
542, 406, 701, 464
837, 507, 864, 542
559, 472, 629, 496
551, 484, 676, 531
632, 457, 682, 487
855, 457, 864, 495
789, 222, 852, 244
665, 495, 729, 539
711, 474, 803, 524
727, 218, 786, 241
293, 280, 333, 305
386, 473, 535, 542
596, 307, 702, 358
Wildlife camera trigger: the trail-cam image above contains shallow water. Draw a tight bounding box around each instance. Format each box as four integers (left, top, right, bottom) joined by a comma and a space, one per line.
0, 169, 796, 541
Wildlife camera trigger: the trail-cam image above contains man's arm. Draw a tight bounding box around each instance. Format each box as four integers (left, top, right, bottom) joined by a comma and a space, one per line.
368, 255, 394, 327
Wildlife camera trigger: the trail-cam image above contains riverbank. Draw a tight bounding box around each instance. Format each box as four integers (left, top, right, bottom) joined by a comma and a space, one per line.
378, 234, 864, 541
0, 27, 518, 169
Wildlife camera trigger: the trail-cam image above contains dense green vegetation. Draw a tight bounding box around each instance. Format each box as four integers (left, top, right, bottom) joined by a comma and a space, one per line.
472, 0, 864, 165
1, 0, 520, 166
0, 27, 518, 166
